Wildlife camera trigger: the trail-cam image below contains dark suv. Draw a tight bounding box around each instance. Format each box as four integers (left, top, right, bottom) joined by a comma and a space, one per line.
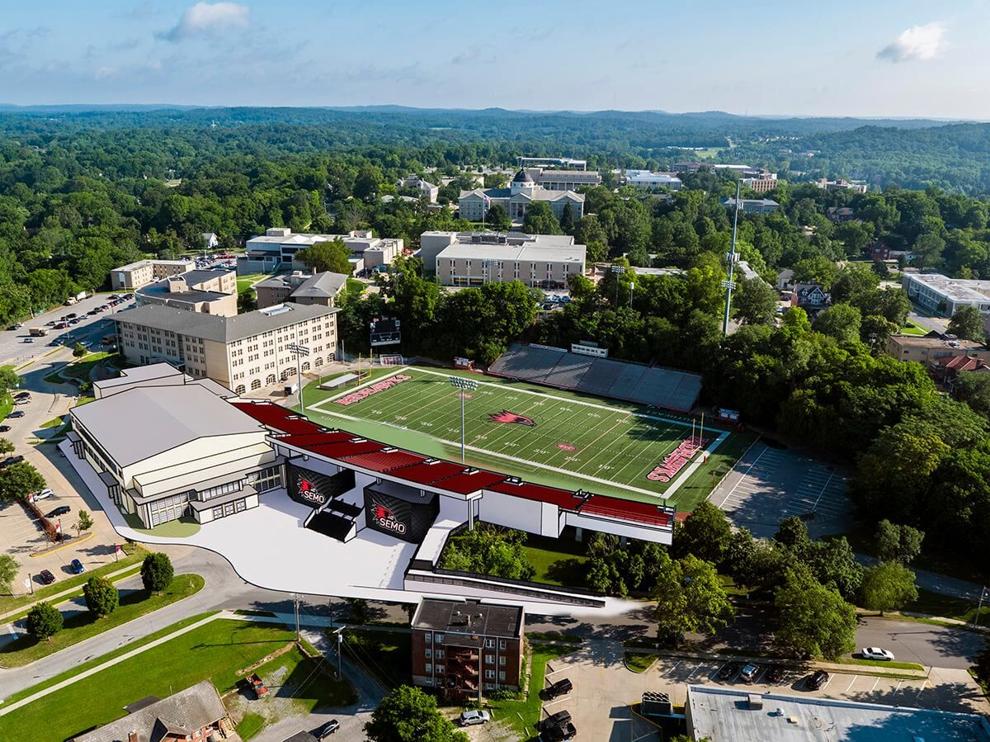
807, 670, 829, 690
540, 677, 573, 700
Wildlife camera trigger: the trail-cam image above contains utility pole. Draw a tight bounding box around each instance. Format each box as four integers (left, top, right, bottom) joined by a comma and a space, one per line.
292, 593, 301, 640
976, 587, 988, 627
722, 180, 741, 336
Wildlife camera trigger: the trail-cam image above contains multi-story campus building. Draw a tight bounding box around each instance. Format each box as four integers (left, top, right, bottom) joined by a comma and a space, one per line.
411, 598, 524, 700
420, 231, 586, 288
135, 268, 238, 317
254, 271, 348, 309
723, 197, 780, 215
241, 228, 403, 275
530, 168, 602, 191
814, 177, 868, 194
885, 333, 990, 366
741, 174, 779, 193
459, 170, 585, 223
68, 367, 282, 528
110, 258, 195, 291
113, 302, 338, 395
902, 272, 990, 317
624, 170, 683, 190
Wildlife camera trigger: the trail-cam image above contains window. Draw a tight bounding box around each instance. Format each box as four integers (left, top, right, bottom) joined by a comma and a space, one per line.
436, 649, 444, 660
485, 670, 495, 680
484, 638, 495, 649
499, 656, 507, 666
499, 640, 507, 650
485, 654, 494, 665
425, 663, 432, 674
212, 507, 224, 520
147, 492, 189, 527
235, 499, 247, 513
424, 633, 432, 644
499, 671, 506, 682
435, 634, 444, 644
425, 648, 432, 659
198, 480, 243, 501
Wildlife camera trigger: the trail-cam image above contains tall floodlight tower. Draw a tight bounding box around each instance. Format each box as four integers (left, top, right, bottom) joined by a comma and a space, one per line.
722, 180, 742, 335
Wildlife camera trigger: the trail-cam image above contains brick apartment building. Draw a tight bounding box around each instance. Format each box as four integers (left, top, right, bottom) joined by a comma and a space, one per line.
411, 599, 524, 700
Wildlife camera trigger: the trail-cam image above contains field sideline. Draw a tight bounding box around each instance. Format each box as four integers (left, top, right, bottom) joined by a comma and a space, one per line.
301, 366, 744, 510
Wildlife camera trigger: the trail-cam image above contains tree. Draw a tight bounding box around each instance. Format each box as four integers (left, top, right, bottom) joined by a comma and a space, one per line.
774, 516, 811, 554
733, 278, 778, 325
559, 202, 577, 234
859, 561, 918, 615
0, 438, 14, 454
365, 685, 468, 742
72, 342, 87, 358
792, 256, 839, 290
485, 204, 511, 231
955, 371, 990, 418
674, 501, 732, 564
0, 461, 45, 503
655, 552, 733, 646
26, 602, 63, 641
141, 552, 174, 593
83, 575, 119, 618
238, 289, 257, 313
74, 509, 93, 537
803, 537, 863, 601
0, 365, 18, 395
297, 239, 353, 275
522, 202, 562, 235
439, 524, 535, 581
813, 304, 862, 344
948, 305, 986, 343
774, 566, 857, 660
875, 520, 924, 564
0, 554, 17, 595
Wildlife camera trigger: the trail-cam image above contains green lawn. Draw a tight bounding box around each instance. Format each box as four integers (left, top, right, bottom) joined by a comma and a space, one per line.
0, 543, 146, 614
520, 535, 589, 588
899, 321, 928, 337
834, 656, 926, 672
301, 366, 739, 510
487, 646, 561, 737
0, 618, 307, 741
236, 712, 266, 740
0, 392, 12, 422
906, 588, 990, 624
624, 651, 658, 673
123, 513, 201, 537
237, 273, 271, 293
0, 574, 204, 668
44, 352, 119, 386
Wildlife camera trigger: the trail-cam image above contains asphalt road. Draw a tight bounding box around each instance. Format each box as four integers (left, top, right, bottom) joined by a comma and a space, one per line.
0, 293, 130, 368
856, 616, 986, 669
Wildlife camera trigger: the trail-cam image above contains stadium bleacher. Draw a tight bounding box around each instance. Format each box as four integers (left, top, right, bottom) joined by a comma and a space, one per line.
488, 344, 702, 412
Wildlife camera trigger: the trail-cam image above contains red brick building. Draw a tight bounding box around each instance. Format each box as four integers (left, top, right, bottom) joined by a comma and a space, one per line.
411, 598, 524, 701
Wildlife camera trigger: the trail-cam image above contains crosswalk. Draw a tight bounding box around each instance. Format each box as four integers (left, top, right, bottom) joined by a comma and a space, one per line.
710, 443, 851, 538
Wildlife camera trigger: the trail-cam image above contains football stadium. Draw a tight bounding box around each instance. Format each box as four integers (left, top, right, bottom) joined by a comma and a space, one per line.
303, 358, 744, 510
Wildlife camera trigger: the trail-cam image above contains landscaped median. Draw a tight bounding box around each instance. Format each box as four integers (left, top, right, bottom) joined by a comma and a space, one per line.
0, 614, 355, 742
0, 572, 204, 668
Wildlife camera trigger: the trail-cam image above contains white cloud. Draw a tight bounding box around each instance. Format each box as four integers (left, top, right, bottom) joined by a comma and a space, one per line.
162, 2, 249, 42
877, 22, 946, 63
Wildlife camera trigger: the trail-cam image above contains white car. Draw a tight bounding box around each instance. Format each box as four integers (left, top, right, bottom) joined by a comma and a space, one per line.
860, 647, 895, 661
459, 710, 491, 727
32, 488, 55, 501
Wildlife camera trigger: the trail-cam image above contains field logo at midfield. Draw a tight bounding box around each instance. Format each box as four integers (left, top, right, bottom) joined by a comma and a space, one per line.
335, 374, 411, 406
647, 438, 707, 482
488, 410, 536, 427
557, 442, 577, 452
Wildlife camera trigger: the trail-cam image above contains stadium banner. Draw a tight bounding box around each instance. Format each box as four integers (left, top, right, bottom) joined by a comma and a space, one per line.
286, 464, 356, 507
363, 484, 439, 544
335, 373, 411, 406
647, 438, 707, 483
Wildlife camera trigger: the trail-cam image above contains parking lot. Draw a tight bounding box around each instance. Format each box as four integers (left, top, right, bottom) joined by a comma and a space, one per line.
708, 441, 851, 538
533, 648, 990, 740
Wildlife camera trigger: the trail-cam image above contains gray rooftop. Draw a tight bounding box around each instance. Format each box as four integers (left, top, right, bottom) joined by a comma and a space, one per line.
413, 599, 523, 638
93, 363, 184, 392
114, 302, 338, 343
686, 685, 990, 742
71, 384, 263, 467
291, 271, 348, 299
72, 680, 227, 742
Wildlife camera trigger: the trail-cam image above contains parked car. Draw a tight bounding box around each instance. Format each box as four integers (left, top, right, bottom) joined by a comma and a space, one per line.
0, 425, 9, 433
14, 391, 30, 400
22, 337, 33, 343
806, 670, 830, 690
38, 569, 55, 585
32, 488, 55, 501
739, 663, 761, 683
540, 721, 577, 741
860, 647, 895, 661
69, 559, 85, 574
541, 677, 573, 700
8, 410, 25, 418
458, 710, 491, 727
14, 396, 30, 405
47, 505, 71, 518
1, 455, 24, 467
540, 710, 572, 730
314, 719, 340, 738
765, 665, 785, 684
717, 662, 740, 681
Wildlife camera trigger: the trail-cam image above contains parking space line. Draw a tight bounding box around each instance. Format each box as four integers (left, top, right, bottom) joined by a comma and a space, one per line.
843, 676, 858, 693
685, 663, 706, 680
662, 660, 681, 677
820, 675, 834, 692
870, 678, 880, 693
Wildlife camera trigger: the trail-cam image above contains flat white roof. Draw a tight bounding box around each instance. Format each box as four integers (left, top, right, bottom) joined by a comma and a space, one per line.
437, 242, 586, 263
905, 273, 990, 303
688, 685, 990, 741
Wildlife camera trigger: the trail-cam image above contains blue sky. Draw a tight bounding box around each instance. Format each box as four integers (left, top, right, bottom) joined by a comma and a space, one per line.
1, 0, 989, 118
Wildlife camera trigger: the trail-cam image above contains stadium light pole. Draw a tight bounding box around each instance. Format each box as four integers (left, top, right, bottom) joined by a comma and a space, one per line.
287, 342, 310, 414
448, 376, 479, 465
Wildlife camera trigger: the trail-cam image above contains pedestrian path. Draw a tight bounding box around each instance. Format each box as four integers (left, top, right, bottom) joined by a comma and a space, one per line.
0, 562, 142, 623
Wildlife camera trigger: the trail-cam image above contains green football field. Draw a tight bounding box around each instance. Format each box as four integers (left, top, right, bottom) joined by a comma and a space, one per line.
303, 367, 743, 510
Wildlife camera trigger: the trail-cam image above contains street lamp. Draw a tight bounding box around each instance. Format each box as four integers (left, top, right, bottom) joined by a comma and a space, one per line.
448, 376, 479, 464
